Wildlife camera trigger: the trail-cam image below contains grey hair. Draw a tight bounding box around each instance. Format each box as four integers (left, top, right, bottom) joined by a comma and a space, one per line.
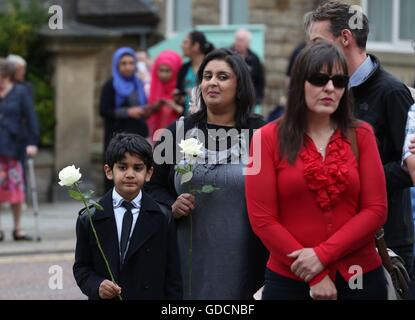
7, 54, 27, 67
0, 58, 16, 79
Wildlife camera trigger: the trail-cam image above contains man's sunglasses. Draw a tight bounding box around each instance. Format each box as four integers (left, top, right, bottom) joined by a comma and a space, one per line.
307, 73, 349, 89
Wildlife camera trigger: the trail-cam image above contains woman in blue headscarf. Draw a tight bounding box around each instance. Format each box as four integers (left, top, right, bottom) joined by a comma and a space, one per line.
100, 47, 161, 191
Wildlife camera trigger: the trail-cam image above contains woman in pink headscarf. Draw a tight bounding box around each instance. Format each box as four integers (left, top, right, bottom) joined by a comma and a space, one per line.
147, 50, 183, 141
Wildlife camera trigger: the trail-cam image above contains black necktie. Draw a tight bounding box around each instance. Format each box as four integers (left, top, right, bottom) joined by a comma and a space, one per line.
120, 200, 134, 264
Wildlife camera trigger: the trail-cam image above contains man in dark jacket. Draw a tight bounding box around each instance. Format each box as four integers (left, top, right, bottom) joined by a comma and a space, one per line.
308, 1, 415, 271
231, 28, 265, 106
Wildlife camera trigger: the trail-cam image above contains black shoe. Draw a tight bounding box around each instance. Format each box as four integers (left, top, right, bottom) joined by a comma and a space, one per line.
12, 230, 33, 241
0, 230, 4, 242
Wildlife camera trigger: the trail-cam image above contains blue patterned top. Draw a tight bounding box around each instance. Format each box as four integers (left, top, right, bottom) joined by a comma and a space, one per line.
403, 103, 415, 164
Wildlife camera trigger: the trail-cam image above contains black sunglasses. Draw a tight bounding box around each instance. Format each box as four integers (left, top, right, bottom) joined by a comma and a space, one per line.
307, 73, 349, 89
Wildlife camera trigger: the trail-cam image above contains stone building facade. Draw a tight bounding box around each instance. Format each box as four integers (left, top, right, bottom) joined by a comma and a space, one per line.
153, 0, 414, 112
152, 0, 321, 109
38, 0, 161, 199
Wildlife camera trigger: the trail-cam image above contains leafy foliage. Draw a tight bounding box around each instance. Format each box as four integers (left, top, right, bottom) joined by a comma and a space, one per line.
0, 0, 47, 57
27, 72, 55, 147
0, 0, 54, 147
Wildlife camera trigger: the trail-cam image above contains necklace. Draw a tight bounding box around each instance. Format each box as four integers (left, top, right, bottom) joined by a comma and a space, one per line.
205, 123, 234, 142
309, 126, 336, 155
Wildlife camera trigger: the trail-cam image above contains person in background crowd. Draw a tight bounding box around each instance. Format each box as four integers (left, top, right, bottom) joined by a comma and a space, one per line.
246, 42, 388, 300
231, 28, 265, 107
0, 59, 39, 242
6, 54, 34, 100
267, 42, 306, 123
403, 103, 415, 299
100, 47, 161, 192
6, 54, 37, 193
177, 31, 214, 116
307, 0, 415, 273
284, 42, 306, 92
136, 50, 152, 98
147, 50, 183, 142
403, 104, 415, 185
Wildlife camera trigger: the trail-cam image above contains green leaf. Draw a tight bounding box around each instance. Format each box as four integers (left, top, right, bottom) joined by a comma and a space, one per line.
175, 167, 189, 175
90, 199, 104, 211
181, 172, 193, 184
201, 185, 220, 193
69, 190, 84, 201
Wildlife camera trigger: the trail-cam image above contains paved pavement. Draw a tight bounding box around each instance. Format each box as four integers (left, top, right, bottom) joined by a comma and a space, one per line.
0, 202, 87, 299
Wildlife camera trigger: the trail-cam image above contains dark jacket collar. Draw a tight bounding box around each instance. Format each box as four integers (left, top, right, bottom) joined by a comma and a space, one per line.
352, 54, 381, 92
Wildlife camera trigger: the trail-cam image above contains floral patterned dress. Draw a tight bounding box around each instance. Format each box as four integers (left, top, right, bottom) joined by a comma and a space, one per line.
0, 156, 25, 204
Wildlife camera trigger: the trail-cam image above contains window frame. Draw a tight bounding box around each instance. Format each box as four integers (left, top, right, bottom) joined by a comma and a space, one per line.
220, 0, 248, 25
166, 0, 248, 37
220, 0, 230, 25
165, 0, 192, 37
362, 0, 414, 53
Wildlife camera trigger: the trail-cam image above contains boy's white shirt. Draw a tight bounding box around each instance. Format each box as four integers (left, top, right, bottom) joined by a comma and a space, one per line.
112, 188, 142, 246
402, 103, 415, 167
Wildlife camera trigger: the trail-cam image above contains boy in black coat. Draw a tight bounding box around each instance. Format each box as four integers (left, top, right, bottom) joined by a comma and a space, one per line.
73, 133, 182, 300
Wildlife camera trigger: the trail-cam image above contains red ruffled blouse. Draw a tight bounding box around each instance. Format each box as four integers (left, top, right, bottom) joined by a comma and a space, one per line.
245, 121, 387, 286
300, 135, 350, 212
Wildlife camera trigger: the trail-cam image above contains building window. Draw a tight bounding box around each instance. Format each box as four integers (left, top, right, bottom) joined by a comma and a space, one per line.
399, 0, 414, 41
363, 0, 415, 52
166, 0, 192, 36
220, 0, 248, 25
166, 0, 249, 37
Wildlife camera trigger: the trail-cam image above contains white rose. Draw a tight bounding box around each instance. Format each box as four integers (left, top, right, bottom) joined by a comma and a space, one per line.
58, 165, 82, 187
178, 138, 203, 157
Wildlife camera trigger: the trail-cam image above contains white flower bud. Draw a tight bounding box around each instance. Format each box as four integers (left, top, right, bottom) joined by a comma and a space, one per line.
58, 165, 82, 187
178, 138, 203, 157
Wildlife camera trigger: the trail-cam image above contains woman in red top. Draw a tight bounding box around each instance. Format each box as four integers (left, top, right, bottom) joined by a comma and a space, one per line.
245, 42, 388, 300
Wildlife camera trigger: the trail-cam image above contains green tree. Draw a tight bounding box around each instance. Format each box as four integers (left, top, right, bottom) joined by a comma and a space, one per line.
0, 0, 47, 57
0, 0, 55, 147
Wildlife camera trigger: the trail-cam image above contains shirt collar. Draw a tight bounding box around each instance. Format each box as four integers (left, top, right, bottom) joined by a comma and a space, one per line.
349, 55, 377, 89
112, 188, 142, 209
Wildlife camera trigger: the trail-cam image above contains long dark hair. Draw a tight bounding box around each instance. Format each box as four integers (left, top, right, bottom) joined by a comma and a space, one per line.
190, 48, 256, 128
279, 41, 354, 164
189, 31, 215, 55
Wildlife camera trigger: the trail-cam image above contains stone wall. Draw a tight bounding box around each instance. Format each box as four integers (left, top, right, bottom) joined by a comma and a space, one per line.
149, 0, 321, 116
152, 0, 221, 34
27, 149, 54, 203
192, 0, 220, 26
249, 0, 318, 113
153, 0, 167, 37
150, 0, 326, 114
